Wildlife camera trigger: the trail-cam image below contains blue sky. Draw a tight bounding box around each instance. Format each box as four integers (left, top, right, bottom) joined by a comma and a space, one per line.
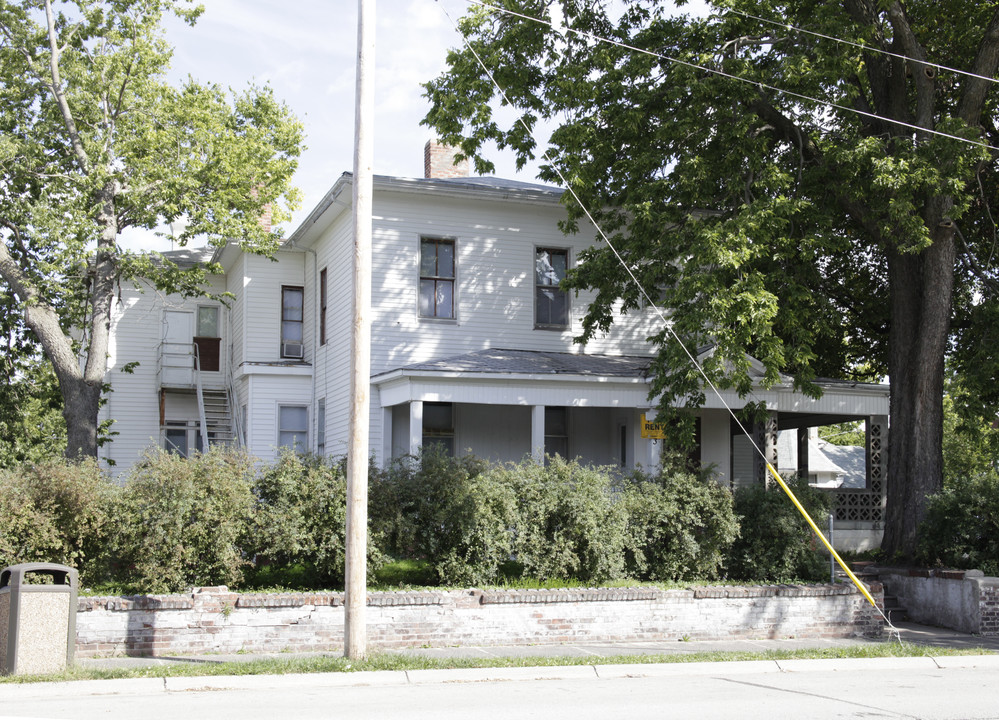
127, 0, 707, 250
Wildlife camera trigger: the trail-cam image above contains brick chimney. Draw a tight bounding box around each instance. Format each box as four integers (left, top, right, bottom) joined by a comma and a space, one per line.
258, 202, 273, 234
424, 140, 470, 179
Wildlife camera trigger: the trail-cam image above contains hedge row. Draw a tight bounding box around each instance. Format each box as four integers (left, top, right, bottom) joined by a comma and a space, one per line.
0, 447, 834, 592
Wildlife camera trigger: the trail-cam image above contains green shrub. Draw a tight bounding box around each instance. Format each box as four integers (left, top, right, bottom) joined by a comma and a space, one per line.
510, 457, 626, 584
726, 476, 832, 582
917, 472, 999, 575
622, 469, 738, 582
114, 447, 257, 593
253, 452, 384, 588
371, 448, 516, 586
0, 458, 117, 583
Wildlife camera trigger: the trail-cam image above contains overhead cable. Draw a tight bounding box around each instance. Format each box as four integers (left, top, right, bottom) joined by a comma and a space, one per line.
461, 0, 999, 153
435, 0, 903, 628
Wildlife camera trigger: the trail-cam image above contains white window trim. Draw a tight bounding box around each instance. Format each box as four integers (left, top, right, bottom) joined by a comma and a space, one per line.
534, 246, 571, 330
277, 403, 309, 453
418, 236, 459, 323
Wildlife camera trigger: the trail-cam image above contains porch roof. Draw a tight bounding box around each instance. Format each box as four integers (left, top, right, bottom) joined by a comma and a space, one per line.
372, 347, 889, 417
383, 348, 653, 378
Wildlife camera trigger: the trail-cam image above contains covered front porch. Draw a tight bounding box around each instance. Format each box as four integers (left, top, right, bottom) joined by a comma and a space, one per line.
371, 349, 890, 550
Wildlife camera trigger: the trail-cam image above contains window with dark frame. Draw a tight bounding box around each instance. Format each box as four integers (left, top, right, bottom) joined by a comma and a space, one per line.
420, 238, 455, 319
422, 401, 455, 456
535, 248, 569, 328
544, 406, 568, 461
319, 268, 327, 346
281, 286, 304, 358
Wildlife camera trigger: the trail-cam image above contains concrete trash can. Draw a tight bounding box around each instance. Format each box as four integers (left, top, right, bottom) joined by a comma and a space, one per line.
0, 563, 78, 675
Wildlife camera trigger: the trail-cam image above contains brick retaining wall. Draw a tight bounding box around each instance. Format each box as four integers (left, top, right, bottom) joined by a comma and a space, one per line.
75, 583, 884, 657
873, 566, 999, 635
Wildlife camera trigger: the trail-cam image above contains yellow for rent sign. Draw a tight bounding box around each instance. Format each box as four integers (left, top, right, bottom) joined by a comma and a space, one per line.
640, 414, 668, 439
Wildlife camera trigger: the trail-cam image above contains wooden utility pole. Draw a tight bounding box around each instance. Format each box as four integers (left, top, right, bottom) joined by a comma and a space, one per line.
345, 0, 374, 660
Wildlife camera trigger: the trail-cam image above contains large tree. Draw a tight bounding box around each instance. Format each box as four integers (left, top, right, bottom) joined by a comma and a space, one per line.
423, 0, 999, 559
0, 0, 303, 459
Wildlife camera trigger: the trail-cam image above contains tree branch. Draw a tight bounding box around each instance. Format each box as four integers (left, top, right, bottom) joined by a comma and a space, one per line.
959, 8, 999, 124
886, 2, 934, 134
43, 0, 90, 174
0, 239, 81, 383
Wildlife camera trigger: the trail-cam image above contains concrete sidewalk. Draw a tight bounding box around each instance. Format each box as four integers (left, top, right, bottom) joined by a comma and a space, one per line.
73, 620, 999, 672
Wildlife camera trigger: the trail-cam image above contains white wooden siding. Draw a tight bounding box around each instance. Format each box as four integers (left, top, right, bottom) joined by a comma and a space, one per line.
102, 276, 226, 475
242, 372, 312, 465
242, 252, 307, 363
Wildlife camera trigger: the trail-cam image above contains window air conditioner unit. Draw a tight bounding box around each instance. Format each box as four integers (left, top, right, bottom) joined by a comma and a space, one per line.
282, 342, 304, 359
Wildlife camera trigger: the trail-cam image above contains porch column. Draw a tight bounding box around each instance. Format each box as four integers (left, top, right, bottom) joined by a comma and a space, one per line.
409, 400, 423, 456
797, 426, 810, 481
382, 407, 393, 463
868, 415, 888, 516
754, 411, 779, 485
531, 405, 545, 462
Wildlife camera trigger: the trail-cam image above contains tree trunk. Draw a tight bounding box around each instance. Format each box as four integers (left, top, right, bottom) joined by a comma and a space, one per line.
58, 371, 103, 460
881, 206, 955, 560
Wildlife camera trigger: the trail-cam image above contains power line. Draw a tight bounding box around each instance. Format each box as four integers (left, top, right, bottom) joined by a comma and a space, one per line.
727, 8, 999, 87
435, 0, 900, 626
460, 0, 999, 153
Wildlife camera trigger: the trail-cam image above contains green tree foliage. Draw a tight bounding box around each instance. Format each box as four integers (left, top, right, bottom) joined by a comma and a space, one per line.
114, 448, 257, 593
727, 477, 832, 582
509, 457, 627, 583
423, 0, 999, 560
917, 473, 999, 576
622, 468, 738, 582
254, 452, 384, 588
943, 378, 999, 485
0, 355, 66, 468
0, 458, 114, 582
370, 448, 518, 586
0, 0, 303, 459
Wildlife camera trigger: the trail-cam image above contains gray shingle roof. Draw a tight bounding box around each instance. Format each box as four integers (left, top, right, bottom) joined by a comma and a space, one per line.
394, 348, 652, 378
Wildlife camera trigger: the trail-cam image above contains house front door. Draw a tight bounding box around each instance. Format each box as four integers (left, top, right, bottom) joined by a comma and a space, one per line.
161, 310, 194, 386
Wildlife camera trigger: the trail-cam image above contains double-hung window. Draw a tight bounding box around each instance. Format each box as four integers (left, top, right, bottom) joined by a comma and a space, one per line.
278, 405, 308, 452
420, 238, 455, 319
535, 248, 569, 328
281, 286, 304, 358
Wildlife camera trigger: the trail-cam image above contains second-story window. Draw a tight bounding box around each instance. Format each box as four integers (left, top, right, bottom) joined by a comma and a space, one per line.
420, 238, 455, 319
535, 248, 569, 328
281, 286, 304, 359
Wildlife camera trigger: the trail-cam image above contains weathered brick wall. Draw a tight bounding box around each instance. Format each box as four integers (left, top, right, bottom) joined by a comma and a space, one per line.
75, 583, 883, 657
874, 567, 999, 636
980, 582, 999, 635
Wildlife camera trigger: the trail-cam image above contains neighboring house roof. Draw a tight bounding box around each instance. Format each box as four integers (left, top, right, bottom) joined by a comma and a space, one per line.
154, 247, 216, 268
387, 348, 652, 378
819, 440, 868, 489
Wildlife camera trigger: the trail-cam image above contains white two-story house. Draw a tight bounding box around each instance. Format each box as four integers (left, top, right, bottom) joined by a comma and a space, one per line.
102, 142, 889, 549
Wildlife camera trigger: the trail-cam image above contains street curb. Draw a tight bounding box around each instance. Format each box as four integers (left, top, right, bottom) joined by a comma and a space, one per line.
405, 665, 597, 685
931, 655, 999, 669
594, 660, 782, 678
775, 657, 939, 673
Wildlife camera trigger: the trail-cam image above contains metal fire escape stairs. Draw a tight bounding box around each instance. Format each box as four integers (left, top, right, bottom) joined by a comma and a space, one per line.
193, 345, 242, 450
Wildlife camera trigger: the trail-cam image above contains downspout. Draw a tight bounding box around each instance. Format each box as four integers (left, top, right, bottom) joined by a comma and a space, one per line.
288, 239, 319, 451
